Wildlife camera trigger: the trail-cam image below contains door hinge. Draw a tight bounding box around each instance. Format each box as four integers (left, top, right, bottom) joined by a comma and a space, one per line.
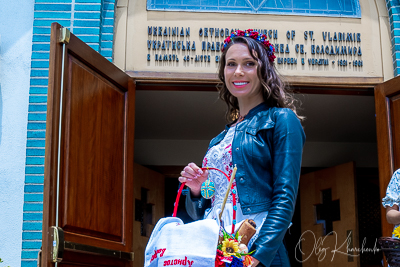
64, 241, 134, 261
59, 28, 70, 44
49, 226, 64, 263
48, 226, 134, 261
37, 248, 42, 267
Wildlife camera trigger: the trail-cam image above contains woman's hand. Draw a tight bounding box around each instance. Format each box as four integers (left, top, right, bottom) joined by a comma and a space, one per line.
386, 205, 400, 224
178, 162, 208, 197
251, 257, 260, 267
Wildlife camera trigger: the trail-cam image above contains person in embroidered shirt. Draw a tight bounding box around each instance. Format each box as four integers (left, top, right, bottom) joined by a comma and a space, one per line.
382, 169, 400, 238
178, 29, 306, 267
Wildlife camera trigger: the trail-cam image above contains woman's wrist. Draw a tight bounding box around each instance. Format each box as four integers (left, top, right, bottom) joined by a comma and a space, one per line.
251, 257, 260, 267
190, 188, 201, 198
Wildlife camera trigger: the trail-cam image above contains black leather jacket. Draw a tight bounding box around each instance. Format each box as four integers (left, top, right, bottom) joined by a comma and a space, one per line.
185, 102, 305, 266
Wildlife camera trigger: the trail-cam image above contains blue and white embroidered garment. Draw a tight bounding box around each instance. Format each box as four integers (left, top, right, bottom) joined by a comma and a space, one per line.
382, 169, 400, 238
202, 125, 268, 249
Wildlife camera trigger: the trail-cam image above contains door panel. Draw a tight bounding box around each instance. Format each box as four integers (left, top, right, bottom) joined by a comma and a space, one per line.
375, 77, 400, 238
61, 54, 125, 241
299, 162, 359, 267
43, 22, 135, 265
132, 163, 165, 267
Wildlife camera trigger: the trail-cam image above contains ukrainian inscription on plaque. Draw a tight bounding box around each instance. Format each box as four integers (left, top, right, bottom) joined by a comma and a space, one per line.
146, 26, 363, 69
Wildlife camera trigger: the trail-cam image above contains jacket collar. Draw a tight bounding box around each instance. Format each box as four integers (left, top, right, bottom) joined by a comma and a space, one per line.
225, 102, 269, 129
246, 102, 269, 118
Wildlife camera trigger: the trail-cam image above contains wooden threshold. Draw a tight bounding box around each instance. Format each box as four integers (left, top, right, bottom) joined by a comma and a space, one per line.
127, 71, 383, 95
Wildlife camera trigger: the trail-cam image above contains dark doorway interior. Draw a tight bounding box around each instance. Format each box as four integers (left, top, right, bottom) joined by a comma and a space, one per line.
284, 167, 382, 267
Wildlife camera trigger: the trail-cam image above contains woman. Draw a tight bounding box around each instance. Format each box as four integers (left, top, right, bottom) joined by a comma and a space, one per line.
382, 169, 400, 237
178, 29, 305, 267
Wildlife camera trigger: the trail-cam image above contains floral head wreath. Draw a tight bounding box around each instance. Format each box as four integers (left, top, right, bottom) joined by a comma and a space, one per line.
222, 29, 276, 63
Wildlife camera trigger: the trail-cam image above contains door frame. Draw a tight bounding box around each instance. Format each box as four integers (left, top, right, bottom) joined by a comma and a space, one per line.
127, 70, 381, 95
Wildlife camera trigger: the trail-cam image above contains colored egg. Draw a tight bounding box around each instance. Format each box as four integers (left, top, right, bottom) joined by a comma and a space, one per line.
239, 244, 248, 254
201, 180, 215, 199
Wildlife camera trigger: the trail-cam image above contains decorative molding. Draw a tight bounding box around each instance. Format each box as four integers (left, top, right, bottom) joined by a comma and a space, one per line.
127, 71, 382, 95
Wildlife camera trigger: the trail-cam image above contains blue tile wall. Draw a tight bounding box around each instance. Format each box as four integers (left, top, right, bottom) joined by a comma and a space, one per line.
387, 0, 400, 76
147, 0, 361, 18
22, 0, 115, 265
22, 242, 42, 249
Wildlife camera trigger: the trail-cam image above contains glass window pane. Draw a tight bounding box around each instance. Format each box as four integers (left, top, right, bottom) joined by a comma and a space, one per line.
147, 0, 361, 18
310, 0, 327, 10
293, 1, 309, 9
328, 0, 341, 11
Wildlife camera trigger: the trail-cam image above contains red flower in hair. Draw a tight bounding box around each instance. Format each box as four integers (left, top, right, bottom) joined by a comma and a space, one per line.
250, 31, 258, 39
236, 30, 245, 36
222, 29, 276, 63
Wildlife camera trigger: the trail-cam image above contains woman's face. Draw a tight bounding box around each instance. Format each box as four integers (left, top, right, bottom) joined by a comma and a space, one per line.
224, 43, 263, 106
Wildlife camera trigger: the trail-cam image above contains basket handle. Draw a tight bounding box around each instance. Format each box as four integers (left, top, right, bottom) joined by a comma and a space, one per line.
172, 166, 238, 234
173, 182, 186, 217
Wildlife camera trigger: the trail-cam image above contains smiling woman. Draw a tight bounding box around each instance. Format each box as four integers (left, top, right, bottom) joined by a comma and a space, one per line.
178, 29, 306, 267
217, 30, 302, 122
223, 43, 263, 115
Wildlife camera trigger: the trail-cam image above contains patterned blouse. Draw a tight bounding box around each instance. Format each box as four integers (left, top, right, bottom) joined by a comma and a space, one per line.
382, 169, 400, 238
202, 124, 268, 248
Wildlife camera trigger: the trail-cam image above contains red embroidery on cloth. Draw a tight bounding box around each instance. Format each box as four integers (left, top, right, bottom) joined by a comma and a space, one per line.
150, 248, 167, 262
203, 127, 239, 207
163, 257, 194, 267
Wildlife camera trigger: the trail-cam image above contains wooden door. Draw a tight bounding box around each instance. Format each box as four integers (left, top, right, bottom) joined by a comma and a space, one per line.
299, 162, 359, 267
375, 77, 400, 238
132, 163, 165, 267
42, 22, 135, 266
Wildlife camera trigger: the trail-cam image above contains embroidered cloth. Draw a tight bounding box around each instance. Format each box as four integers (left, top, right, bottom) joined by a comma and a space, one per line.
202, 125, 268, 247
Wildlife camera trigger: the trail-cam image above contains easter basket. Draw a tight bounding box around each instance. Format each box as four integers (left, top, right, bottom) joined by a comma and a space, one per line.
378, 237, 400, 267
144, 166, 256, 267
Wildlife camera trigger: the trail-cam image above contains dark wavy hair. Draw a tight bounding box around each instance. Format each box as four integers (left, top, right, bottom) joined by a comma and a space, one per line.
218, 36, 303, 122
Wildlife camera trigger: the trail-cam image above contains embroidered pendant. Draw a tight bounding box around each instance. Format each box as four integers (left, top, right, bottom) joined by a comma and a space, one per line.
201, 180, 215, 199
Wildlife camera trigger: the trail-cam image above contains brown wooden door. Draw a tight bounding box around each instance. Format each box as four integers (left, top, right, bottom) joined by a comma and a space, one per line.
42, 22, 135, 266
132, 163, 165, 267
375, 77, 400, 239
299, 162, 359, 267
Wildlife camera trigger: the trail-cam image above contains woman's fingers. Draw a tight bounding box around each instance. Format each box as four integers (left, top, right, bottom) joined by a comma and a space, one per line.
188, 162, 204, 176
178, 176, 190, 183
179, 170, 192, 181
178, 174, 201, 196
180, 163, 204, 181
178, 163, 209, 197
183, 166, 196, 178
